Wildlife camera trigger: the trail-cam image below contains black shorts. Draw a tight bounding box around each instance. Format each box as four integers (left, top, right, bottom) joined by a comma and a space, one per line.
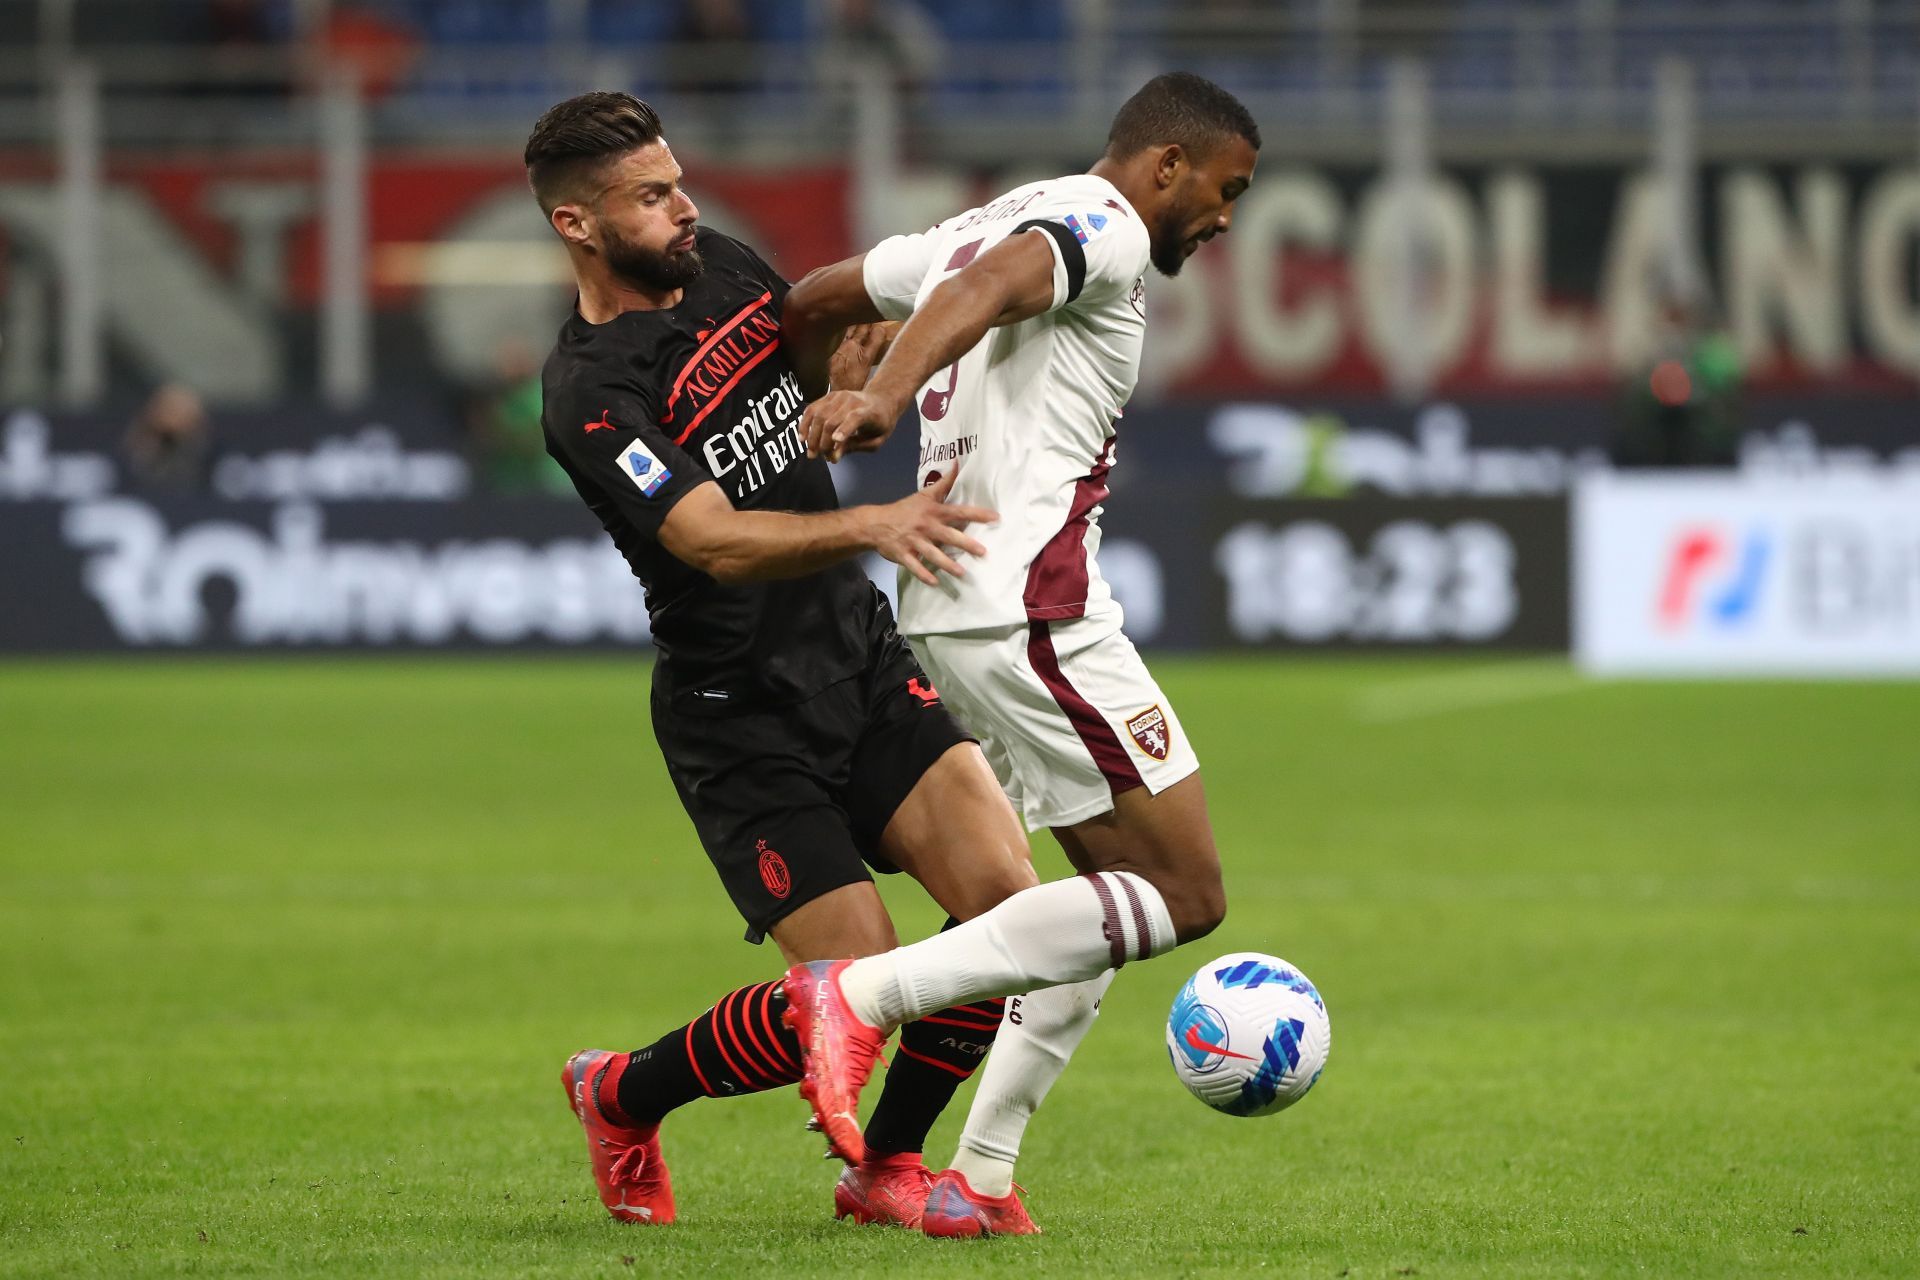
652, 631, 972, 943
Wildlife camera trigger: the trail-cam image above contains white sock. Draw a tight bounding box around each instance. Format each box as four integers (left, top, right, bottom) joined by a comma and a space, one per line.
838, 871, 1172, 1030
949, 969, 1117, 1197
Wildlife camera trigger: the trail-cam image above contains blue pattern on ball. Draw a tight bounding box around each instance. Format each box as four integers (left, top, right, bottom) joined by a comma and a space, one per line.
1229, 1016, 1308, 1116
1214, 959, 1326, 1013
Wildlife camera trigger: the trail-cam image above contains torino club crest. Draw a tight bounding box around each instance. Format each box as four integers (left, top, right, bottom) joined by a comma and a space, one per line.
1126, 705, 1170, 761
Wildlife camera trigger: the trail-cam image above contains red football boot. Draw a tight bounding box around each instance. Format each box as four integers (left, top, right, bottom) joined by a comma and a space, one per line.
833, 1151, 935, 1228
781, 960, 886, 1165
920, 1168, 1040, 1238
561, 1049, 675, 1224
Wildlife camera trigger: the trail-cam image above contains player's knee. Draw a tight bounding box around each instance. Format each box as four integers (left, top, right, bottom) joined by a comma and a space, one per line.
947, 853, 1040, 921
768, 883, 898, 960
1163, 875, 1227, 945
986, 859, 1040, 906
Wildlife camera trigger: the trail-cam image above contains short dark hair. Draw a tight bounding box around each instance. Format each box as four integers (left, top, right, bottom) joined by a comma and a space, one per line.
524, 91, 664, 214
1105, 72, 1260, 162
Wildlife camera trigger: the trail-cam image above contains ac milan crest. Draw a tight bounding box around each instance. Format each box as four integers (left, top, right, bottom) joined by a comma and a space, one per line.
1126, 705, 1170, 761
756, 839, 791, 899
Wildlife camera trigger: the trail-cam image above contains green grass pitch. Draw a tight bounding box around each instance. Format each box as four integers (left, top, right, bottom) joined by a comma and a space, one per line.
1, 657, 1914, 1278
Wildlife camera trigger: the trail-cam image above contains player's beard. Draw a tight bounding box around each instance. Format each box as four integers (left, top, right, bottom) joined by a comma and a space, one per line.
1149, 207, 1210, 278
602, 224, 704, 292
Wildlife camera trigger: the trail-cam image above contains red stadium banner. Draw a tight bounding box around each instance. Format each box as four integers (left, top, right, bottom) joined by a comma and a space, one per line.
0, 149, 849, 405
1, 152, 1917, 404
0, 151, 848, 307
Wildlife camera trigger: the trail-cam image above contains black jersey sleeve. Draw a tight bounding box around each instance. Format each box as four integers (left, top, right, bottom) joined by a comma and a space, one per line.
544, 381, 708, 540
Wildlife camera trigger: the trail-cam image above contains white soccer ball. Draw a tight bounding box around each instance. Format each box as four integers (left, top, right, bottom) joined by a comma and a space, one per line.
1165, 952, 1331, 1117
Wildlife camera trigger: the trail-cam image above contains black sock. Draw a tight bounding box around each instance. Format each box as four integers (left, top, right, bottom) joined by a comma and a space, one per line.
612, 980, 802, 1128
863, 920, 1005, 1158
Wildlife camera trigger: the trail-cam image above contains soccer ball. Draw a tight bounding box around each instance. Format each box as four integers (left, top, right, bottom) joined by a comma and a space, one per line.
1166, 952, 1331, 1117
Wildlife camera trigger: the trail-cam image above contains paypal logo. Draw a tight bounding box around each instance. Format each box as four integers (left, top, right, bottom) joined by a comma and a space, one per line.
1657, 526, 1772, 630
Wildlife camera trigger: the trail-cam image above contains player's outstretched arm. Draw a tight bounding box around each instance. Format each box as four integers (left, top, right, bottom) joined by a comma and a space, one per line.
659, 472, 997, 586
782, 255, 885, 399
800, 231, 1058, 462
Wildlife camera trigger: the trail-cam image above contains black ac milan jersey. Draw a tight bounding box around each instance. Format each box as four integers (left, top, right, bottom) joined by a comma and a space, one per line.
541, 227, 880, 712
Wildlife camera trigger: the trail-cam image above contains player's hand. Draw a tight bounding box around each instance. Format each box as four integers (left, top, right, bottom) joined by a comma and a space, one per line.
826, 322, 900, 394
802, 388, 902, 462
859, 470, 998, 586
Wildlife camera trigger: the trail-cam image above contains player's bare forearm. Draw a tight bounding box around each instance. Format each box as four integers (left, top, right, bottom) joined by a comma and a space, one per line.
661, 485, 883, 583
797, 280, 1002, 462
673, 506, 870, 584
783, 256, 885, 399
864, 230, 1059, 412
860, 276, 1000, 417
799, 233, 1058, 461
783, 321, 841, 402
660, 476, 997, 586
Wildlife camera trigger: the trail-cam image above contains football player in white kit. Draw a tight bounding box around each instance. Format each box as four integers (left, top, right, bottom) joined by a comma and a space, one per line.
775, 73, 1261, 1236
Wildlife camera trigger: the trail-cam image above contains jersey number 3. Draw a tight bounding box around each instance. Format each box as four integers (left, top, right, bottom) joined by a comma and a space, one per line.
920, 237, 984, 422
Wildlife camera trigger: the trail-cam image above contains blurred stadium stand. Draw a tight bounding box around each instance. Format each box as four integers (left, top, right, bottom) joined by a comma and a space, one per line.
1, 1, 1916, 147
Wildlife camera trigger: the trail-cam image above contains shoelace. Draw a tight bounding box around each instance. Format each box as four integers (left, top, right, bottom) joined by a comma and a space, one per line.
605, 1142, 651, 1185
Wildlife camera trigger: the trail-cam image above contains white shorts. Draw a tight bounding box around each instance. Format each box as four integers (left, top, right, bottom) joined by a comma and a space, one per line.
909, 609, 1200, 831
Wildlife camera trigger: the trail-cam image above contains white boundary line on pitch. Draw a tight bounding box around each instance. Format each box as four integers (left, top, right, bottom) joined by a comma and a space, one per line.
1350, 657, 1591, 723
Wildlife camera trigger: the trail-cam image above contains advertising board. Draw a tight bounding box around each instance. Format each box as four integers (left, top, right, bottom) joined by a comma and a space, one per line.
1573, 475, 1920, 675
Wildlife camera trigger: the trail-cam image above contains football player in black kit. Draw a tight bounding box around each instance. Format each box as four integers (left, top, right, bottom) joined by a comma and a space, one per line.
529, 92, 1038, 1230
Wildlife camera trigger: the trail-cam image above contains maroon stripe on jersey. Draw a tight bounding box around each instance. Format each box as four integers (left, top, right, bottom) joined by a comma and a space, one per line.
1114, 873, 1153, 961
1083, 873, 1127, 970
1026, 619, 1145, 796
1023, 438, 1116, 622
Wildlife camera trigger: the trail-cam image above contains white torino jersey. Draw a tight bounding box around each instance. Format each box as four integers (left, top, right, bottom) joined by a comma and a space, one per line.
862, 173, 1151, 637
